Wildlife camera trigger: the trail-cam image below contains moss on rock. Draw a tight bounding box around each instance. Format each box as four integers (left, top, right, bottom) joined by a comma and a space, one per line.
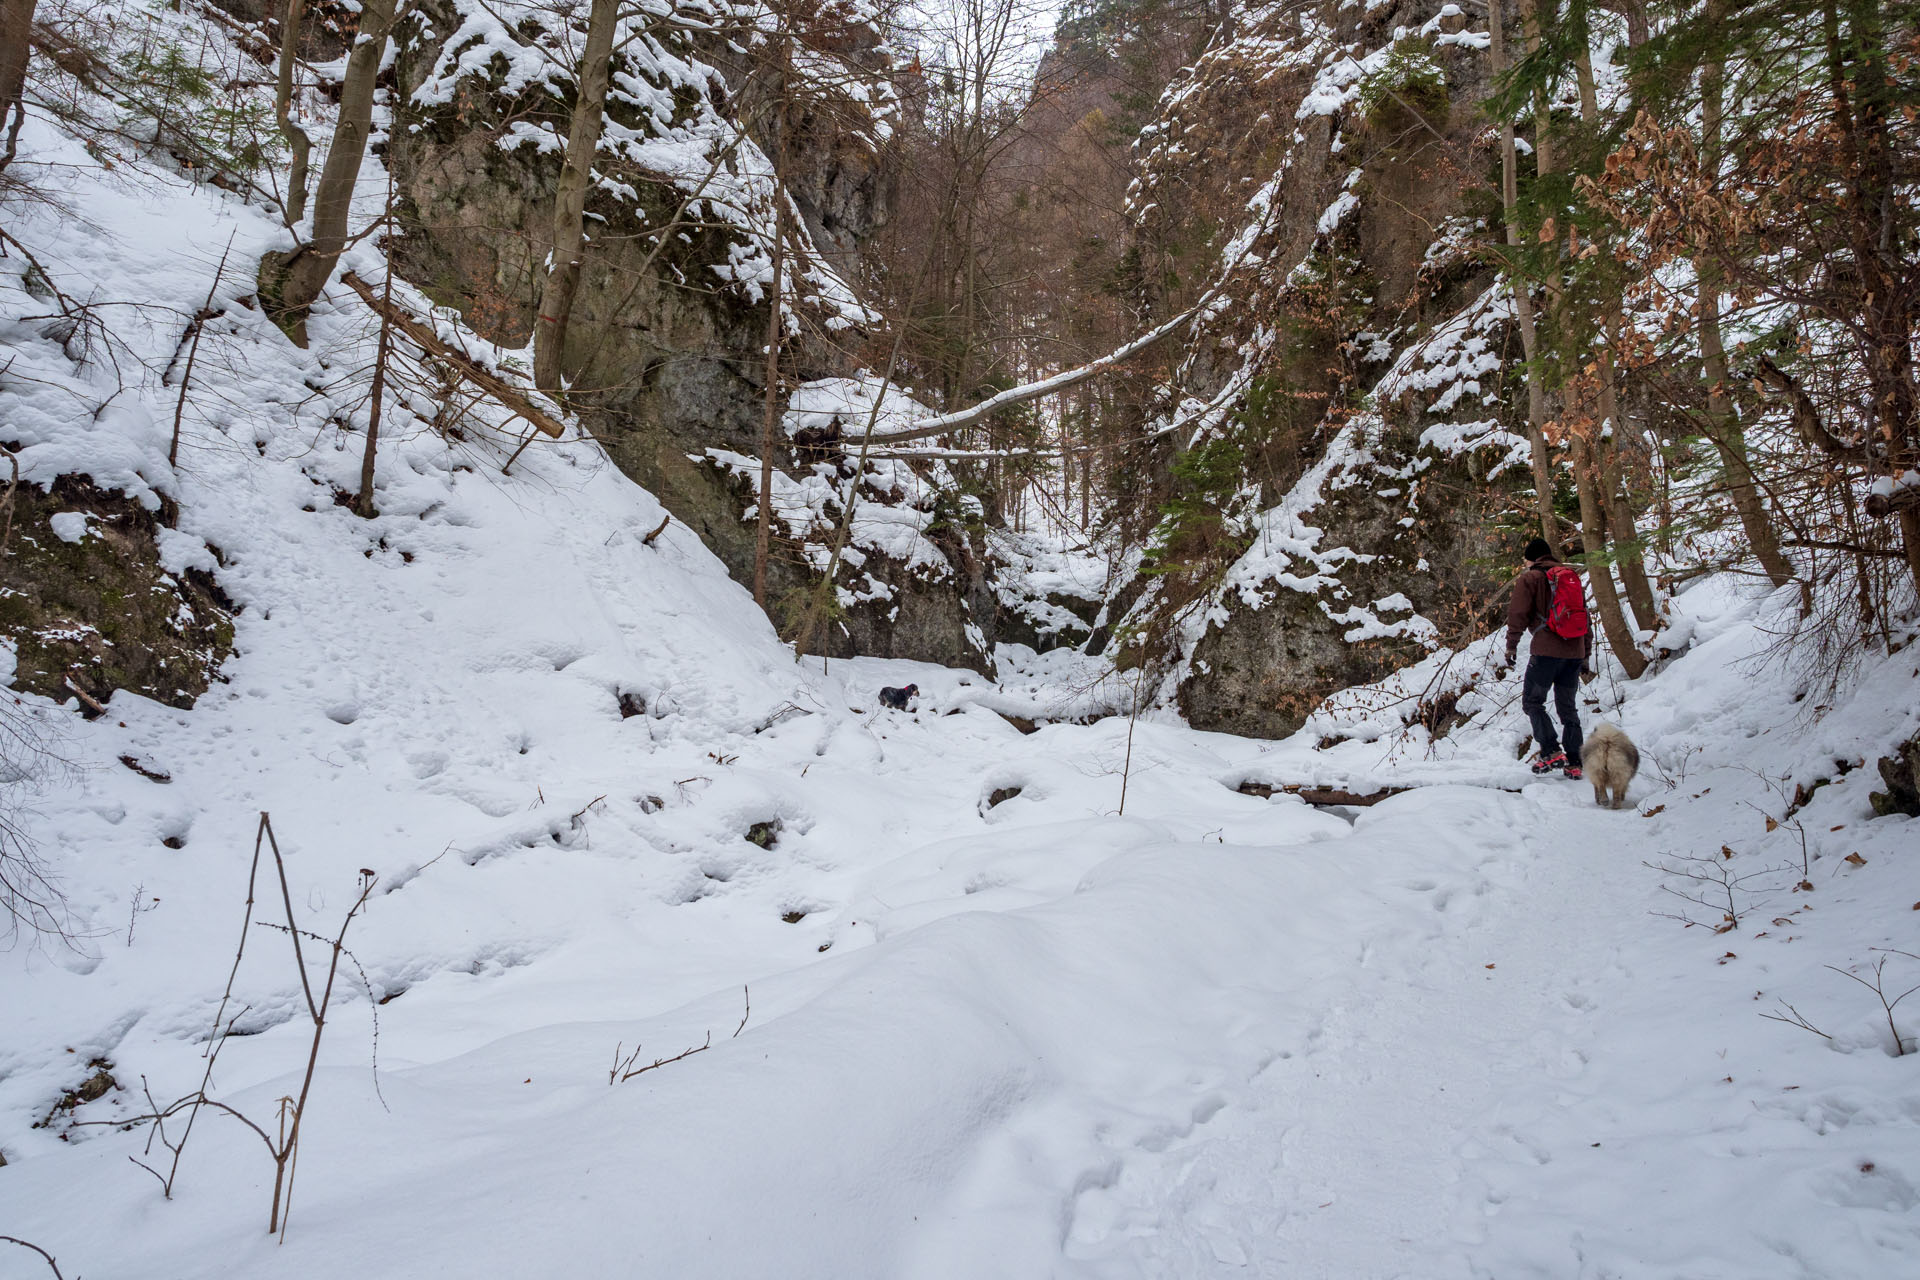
0, 475, 233, 711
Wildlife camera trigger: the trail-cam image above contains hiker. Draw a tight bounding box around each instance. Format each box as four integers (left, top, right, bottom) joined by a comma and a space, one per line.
1502, 537, 1593, 780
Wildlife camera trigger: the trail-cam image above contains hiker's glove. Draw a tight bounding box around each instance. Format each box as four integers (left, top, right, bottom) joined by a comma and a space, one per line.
1580, 663, 1596, 683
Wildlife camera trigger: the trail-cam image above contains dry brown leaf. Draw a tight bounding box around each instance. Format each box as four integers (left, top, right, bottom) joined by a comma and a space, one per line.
1844, 852, 1866, 867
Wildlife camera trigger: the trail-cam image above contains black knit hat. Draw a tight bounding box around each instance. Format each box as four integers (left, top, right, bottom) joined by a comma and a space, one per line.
1524, 536, 1552, 561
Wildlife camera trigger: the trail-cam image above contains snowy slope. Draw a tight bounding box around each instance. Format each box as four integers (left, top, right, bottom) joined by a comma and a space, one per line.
5, 63, 1920, 1280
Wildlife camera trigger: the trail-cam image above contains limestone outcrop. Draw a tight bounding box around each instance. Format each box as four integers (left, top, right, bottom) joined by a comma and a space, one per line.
386, 0, 1007, 669
1117, 0, 1536, 736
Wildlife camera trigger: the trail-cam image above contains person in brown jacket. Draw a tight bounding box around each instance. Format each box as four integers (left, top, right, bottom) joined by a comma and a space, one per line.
1502, 537, 1593, 778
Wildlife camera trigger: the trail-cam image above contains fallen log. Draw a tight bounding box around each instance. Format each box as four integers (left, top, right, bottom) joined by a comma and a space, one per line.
846, 283, 1225, 446
340, 272, 565, 439
63, 676, 108, 717
1286, 786, 1414, 807
1236, 780, 1414, 806
1236, 780, 1525, 806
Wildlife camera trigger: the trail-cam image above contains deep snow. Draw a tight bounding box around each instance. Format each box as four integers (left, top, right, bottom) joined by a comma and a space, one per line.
4, 44, 1920, 1280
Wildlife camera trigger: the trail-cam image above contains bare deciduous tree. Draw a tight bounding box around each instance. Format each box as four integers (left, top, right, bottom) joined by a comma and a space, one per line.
273, 0, 313, 225
533, 0, 620, 394
263, 0, 402, 343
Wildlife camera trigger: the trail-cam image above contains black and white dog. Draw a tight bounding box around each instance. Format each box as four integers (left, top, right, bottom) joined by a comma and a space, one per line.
877, 683, 919, 711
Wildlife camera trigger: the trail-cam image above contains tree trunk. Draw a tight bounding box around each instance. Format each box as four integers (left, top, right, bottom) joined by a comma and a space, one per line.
358, 266, 393, 517
0, 0, 36, 172
753, 33, 788, 611
1518, 0, 1555, 176
1079, 389, 1091, 529
265, 0, 399, 344
1596, 348, 1659, 632
754, 211, 785, 610
1613, 0, 1649, 47
1833, 0, 1920, 594
533, 0, 619, 394
274, 0, 313, 225
1489, 0, 1559, 553
1571, 46, 1659, 634
1528, 0, 1581, 606
1696, 0, 1793, 588
1900, 509, 1920, 594
1573, 434, 1647, 677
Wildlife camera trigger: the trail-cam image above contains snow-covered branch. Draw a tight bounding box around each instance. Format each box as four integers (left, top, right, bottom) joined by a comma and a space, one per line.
846, 291, 1221, 444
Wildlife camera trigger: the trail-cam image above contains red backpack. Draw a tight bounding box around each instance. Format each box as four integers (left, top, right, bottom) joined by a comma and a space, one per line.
1543, 565, 1590, 640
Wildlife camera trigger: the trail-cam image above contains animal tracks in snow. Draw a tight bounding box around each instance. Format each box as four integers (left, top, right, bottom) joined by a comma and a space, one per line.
1048, 795, 1633, 1278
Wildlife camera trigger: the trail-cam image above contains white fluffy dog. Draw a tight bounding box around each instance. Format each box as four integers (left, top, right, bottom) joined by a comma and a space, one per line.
1582, 722, 1640, 809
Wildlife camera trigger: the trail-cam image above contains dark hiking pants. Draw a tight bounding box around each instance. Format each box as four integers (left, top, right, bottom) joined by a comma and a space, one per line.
1523, 654, 1584, 763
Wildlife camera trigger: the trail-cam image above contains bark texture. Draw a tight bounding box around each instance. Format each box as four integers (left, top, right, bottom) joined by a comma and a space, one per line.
532, 0, 619, 394
274, 0, 313, 225
264, 0, 400, 342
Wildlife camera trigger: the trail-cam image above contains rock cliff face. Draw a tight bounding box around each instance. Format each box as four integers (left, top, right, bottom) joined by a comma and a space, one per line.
1120, 0, 1533, 738
386, 0, 1000, 671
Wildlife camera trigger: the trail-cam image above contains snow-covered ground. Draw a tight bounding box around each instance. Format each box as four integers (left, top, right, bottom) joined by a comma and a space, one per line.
5, 60, 1920, 1280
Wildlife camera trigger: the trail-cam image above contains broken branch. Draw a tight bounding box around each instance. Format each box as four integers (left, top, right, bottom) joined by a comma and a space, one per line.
340, 273, 565, 439
1751, 357, 1869, 462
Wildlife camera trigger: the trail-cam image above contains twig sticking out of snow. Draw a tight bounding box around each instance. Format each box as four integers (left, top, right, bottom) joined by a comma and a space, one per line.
609, 985, 750, 1084
79, 814, 380, 1239
0, 1236, 67, 1279
166, 233, 233, 468
1828, 952, 1920, 1057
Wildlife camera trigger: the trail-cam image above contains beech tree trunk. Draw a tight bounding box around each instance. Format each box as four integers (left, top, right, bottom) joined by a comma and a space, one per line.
1520, 3, 1637, 677
274, 0, 312, 225
1574, 435, 1648, 677
533, 0, 619, 394
0, 0, 38, 172
1595, 349, 1659, 632
1572, 47, 1659, 635
1490, 0, 1560, 553
1695, 0, 1792, 588
266, 0, 399, 342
